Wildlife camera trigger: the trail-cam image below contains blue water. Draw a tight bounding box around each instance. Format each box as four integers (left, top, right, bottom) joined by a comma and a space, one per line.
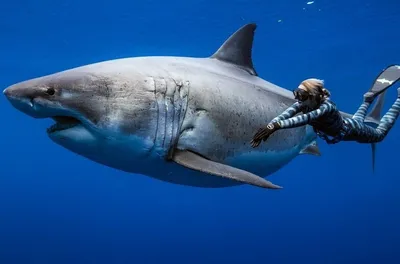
1, 0, 400, 263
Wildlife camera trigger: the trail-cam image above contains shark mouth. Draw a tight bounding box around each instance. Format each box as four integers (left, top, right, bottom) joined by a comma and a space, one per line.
47, 116, 82, 134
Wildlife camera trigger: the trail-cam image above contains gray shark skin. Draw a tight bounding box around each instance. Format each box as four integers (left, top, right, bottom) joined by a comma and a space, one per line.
2, 23, 382, 189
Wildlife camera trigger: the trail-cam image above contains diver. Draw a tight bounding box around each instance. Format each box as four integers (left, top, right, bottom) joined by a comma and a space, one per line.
250, 65, 400, 148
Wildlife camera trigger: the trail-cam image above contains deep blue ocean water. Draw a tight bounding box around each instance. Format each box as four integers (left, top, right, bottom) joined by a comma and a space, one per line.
1, 0, 400, 263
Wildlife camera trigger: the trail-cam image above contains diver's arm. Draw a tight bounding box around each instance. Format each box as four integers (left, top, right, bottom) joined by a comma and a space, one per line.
276, 101, 336, 129
251, 102, 304, 145
251, 100, 335, 147
270, 102, 302, 123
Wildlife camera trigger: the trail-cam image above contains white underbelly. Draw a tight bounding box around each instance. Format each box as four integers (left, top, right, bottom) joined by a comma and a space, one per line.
97, 142, 301, 188
52, 126, 301, 188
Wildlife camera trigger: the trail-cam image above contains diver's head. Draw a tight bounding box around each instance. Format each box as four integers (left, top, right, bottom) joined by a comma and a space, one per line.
293, 78, 330, 108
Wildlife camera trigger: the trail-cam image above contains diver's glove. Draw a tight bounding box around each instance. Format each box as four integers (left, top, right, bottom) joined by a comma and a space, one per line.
250, 122, 280, 148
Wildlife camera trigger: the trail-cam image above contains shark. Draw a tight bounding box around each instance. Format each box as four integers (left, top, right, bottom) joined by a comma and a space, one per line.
3, 23, 384, 189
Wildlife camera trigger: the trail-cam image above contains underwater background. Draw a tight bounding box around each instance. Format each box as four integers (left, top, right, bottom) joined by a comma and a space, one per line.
1, 0, 400, 263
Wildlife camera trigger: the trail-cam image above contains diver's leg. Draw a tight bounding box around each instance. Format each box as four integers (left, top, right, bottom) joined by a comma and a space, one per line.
352, 93, 374, 122
352, 88, 400, 143
374, 88, 400, 139
343, 118, 385, 143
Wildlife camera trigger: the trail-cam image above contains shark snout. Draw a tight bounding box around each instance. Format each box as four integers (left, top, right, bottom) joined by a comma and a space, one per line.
3, 83, 51, 118
3, 87, 10, 96
4, 82, 39, 99
3, 85, 21, 99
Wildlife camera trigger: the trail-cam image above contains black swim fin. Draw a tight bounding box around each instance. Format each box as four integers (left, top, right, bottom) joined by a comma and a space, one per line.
366, 64, 400, 99
364, 64, 400, 173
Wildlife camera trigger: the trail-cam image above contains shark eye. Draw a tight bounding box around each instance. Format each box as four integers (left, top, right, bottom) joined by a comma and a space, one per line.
46, 87, 55, 96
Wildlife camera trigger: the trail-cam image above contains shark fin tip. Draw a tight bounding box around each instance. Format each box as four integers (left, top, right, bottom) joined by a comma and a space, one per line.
300, 140, 321, 156
210, 23, 258, 76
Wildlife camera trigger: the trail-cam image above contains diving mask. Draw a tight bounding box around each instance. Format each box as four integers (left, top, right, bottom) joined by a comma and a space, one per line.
293, 88, 310, 101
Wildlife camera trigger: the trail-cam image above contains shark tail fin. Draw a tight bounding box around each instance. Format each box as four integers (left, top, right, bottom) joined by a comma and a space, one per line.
365, 91, 386, 173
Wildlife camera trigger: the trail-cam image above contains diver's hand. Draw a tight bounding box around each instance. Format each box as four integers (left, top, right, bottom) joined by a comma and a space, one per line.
250, 122, 280, 148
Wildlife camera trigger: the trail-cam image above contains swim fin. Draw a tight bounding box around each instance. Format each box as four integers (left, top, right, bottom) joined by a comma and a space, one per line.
363, 64, 400, 173
365, 64, 400, 100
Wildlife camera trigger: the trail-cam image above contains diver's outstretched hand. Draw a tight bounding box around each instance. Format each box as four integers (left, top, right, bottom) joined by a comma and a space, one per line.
250, 122, 280, 148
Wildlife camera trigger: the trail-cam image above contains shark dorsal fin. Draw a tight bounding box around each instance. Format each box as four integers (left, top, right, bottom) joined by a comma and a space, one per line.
210, 23, 258, 76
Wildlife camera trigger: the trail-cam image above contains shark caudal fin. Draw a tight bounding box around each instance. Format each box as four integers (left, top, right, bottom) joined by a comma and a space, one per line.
364, 91, 386, 173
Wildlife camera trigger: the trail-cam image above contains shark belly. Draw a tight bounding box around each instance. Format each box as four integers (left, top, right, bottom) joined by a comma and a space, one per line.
72, 139, 302, 188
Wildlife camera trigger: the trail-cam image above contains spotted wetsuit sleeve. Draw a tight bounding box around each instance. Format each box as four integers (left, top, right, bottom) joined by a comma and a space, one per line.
270, 102, 302, 123
276, 101, 336, 129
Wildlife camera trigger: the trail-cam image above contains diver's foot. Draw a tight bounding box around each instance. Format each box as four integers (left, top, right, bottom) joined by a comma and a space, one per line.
363, 92, 376, 103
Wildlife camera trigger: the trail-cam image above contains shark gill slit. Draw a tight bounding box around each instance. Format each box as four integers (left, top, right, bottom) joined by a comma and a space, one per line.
165, 78, 174, 149
170, 78, 189, 153
170, 80, 179, 151
154, 77, 188, 157
150, 77, 159, 154
162, 78, 168, 148
154, 77, 166, 151
176, 80, 189, 151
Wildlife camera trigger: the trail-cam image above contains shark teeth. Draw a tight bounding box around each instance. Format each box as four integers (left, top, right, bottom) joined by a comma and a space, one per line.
47, 116, 81, 134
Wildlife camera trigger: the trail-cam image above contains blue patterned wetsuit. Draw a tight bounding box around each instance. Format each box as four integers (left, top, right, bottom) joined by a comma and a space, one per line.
271, 94, 400, 144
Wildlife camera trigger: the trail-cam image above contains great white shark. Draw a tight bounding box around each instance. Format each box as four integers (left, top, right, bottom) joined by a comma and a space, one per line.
3, 23, 384, 189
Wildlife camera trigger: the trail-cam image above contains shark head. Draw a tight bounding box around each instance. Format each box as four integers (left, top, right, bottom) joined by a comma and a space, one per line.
3, 67, 159, 171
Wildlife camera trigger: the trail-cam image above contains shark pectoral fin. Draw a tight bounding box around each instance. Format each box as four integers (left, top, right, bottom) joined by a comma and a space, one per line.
299, 141, 321, 156
171, 149, 282, 189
